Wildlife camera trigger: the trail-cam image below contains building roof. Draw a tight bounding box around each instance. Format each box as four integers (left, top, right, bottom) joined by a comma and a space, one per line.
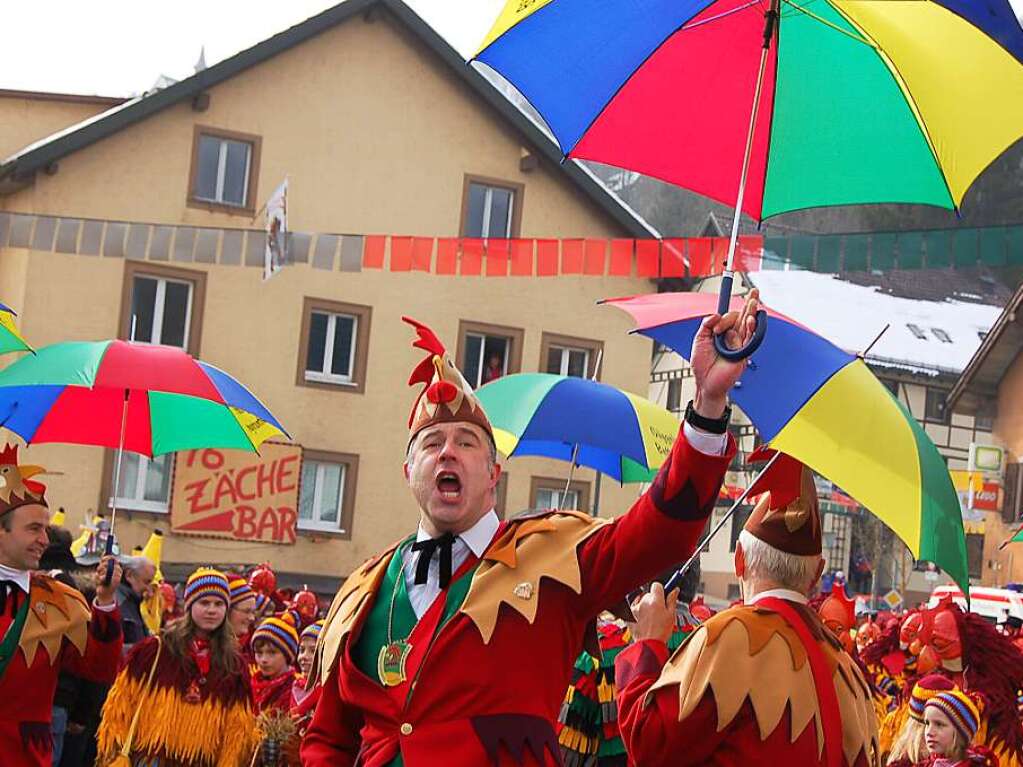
0, 88, 126, 107
947, 282, 1023, 414
0, 0, 659, 239
748, 270, 1005, 378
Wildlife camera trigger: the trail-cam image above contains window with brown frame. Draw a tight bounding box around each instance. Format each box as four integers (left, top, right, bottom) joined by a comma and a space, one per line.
456, 320, 524, 389
538, 332, 603, 380
187, 125, 262, 215
297, 449, 359, 539
529, 476, 591, 514
296, 297, 372, 394
119, 261, 206, 356
459, 174, 524, 239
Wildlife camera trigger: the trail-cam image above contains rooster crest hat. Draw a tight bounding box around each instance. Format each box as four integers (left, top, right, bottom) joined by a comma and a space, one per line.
403, 317, 494, 447
0, 443, 48, 518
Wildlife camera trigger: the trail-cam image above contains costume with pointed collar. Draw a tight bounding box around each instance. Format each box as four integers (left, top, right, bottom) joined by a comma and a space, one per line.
302, 424, 733, 767
0, 571, 122, 767
615, 596, 880, 767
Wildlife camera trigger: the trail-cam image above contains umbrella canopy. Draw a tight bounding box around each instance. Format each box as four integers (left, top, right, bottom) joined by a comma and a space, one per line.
0, 302, 33, 355
604, 291, 969, 594
476, 373, 679, 483
475, 0, 1023, 221
0, 340, 287, 456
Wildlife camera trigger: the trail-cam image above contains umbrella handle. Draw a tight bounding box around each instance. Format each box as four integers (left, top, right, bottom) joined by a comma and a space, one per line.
102, 532, 116, 586
713, 273, 768, 361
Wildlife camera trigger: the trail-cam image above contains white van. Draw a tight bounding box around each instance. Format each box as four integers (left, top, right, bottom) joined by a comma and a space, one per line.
928, 585, 1023, 625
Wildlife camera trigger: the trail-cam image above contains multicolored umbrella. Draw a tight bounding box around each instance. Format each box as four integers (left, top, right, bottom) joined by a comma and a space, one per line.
476, 373, 680, 483
0, 340, 287, 455
0, 302, 33, 355
604, 291, 970, 594
477, 0, 1023, 361
476, 0, 1023, 222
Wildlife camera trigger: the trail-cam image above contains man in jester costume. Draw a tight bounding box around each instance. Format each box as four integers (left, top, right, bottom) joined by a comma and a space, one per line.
615, 450, 880, 766
0, 445, 124, 767
303, 298, 760, 767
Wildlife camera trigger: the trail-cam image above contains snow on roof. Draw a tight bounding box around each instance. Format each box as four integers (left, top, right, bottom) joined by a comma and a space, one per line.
749, 270, 1003, 376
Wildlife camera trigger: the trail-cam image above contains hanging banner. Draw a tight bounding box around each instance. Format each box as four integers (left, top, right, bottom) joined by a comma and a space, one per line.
170, 442, 301, 544
264, 178, 288, 281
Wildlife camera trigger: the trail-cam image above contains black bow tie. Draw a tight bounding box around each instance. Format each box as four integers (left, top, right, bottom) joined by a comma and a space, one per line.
0, 579, 22, 616
411, 532, 457, 589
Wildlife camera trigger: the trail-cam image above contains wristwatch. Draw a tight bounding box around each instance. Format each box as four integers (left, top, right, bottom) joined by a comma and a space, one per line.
684, 400, 732, 435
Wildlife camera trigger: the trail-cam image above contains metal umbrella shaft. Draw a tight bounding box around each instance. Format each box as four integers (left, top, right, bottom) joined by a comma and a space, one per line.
664, 450, 781, 594
103, 389, 130, 585
713, 3, 776, 361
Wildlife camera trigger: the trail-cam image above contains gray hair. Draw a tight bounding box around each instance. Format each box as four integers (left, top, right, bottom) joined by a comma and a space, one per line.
738, 530, 820, 594
120, 555, 154, 575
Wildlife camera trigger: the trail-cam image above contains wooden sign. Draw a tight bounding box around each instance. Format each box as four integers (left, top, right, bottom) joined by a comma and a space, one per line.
170, 443, 301, 544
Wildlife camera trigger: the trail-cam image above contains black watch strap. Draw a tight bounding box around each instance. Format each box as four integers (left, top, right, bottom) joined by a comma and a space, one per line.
684, 400, 731, 435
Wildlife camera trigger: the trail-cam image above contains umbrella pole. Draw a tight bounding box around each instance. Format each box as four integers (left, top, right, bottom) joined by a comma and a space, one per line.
663, 451, 781, 594
713, 2, 776, 362
562, 443, 580, 507
592, 472, 602, 517
103, 389, 130, 585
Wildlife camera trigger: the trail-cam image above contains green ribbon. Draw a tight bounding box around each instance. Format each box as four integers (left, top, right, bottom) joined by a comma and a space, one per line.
0, 595, 31, 680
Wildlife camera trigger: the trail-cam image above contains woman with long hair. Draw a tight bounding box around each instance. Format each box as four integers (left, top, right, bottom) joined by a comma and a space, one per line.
97, 567, 256, 766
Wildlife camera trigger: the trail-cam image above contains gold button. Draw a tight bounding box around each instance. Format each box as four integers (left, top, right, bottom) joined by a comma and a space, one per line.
400, 723, 413, 736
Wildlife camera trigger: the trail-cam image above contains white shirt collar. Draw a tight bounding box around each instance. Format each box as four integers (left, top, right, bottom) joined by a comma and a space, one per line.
0, 562, 31, 593
748, 588, 809, 606
416, 509, 500, 558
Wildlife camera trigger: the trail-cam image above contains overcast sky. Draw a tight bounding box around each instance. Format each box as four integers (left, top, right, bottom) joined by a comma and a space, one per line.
2, 0, 1022, 97
0, 0, 504, 97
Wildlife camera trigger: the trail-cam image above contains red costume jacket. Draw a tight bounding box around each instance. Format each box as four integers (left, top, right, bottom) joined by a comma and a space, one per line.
303, 427, 733, 767
616, 598, 880, 767
0, 573, 122, 767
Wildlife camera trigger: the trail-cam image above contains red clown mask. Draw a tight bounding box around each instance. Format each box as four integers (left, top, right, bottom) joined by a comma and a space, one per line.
929, 603, 963, 669
901, 612, 925, 653
818, 584, 856, 653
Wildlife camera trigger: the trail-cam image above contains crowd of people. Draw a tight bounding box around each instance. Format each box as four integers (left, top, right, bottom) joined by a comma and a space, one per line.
4, 302, 1023, 766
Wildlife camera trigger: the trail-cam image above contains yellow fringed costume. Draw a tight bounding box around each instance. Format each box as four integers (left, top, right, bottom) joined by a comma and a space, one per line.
97, 636, 257, 767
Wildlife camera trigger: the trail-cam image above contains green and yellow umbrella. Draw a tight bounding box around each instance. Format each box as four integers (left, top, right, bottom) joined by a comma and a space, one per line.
476, 373, 680, 484
0, 302, 33, 355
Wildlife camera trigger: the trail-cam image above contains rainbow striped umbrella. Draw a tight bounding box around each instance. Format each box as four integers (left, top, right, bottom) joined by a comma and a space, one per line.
476, 373, 680, 483
476, 0, 1023, 223
605, 292, 970, 594
0, 302, 33, 355
0, 340, 287, 455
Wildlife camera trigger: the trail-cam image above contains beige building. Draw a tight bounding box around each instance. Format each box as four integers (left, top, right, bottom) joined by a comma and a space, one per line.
949, 283, 1023, 587
0, 0, 663, 591
650, 268, 1005, 605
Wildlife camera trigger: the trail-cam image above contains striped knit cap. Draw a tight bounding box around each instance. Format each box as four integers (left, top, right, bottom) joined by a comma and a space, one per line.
184, 567, 230, 612
227, 577, 254, 607
925, 690, 981, 744
301, 619, 325, 642
910, 674, 956, 722
253, 614, 300, 663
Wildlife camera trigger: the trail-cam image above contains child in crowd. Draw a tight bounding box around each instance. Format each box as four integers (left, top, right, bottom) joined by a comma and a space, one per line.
922, 690, 998, 766
888, 675, 957, 766
251, 614, 300, 715
293, 619, 325, 733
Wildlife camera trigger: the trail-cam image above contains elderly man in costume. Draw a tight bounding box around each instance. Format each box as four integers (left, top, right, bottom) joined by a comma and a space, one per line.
615, 450, 880, 767
0, 445, 124, 767
302, 297, 761, 767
